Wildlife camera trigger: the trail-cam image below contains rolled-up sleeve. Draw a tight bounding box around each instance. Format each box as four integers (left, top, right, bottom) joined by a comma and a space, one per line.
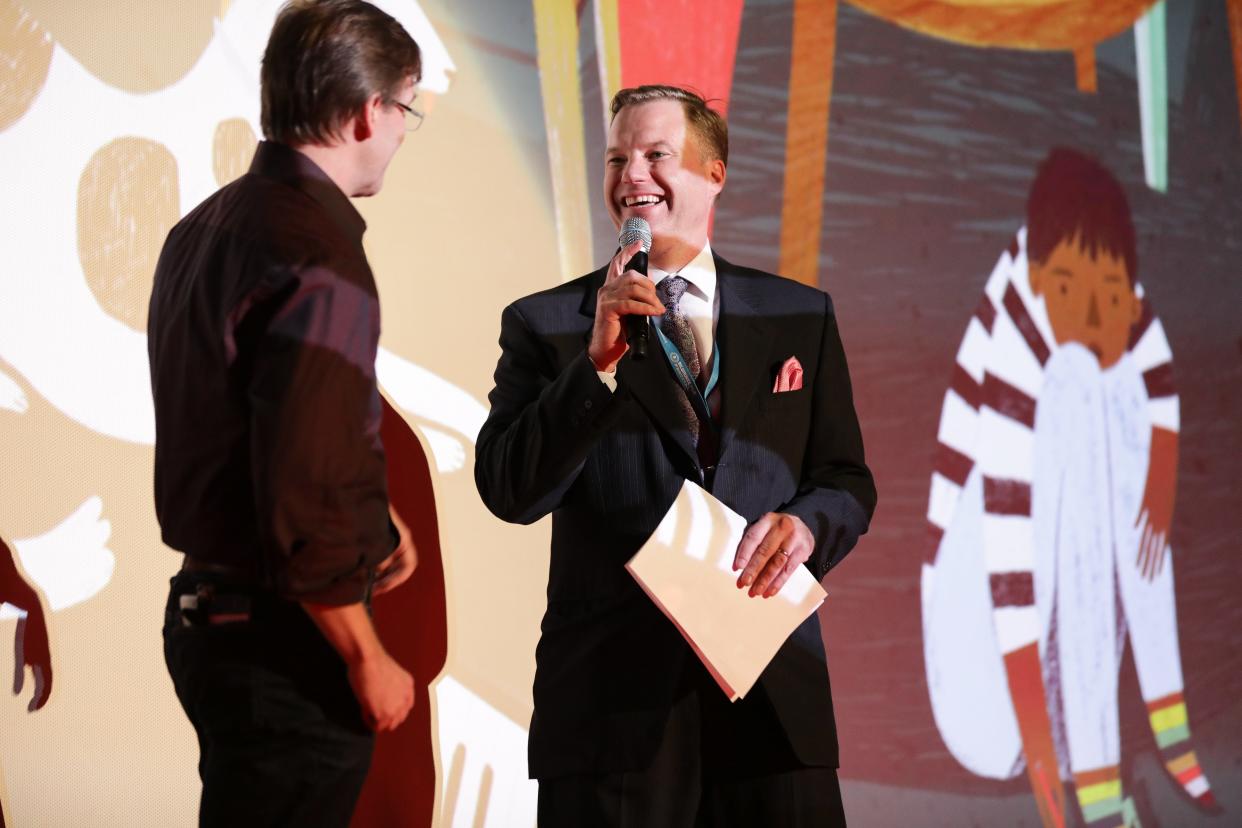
247, 264, 394, 604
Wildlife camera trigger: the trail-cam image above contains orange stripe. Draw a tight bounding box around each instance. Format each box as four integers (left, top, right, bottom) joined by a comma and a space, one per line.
779, 0, 838, 288
1176, 766, 1203, 786
843, 0, 1155, 51
1074, 45, 1098, 93
1146, 690, 1185, 713
1073, 765, 1121, 788
1166, 751, 1197, 775
1229, 0, 1242, 143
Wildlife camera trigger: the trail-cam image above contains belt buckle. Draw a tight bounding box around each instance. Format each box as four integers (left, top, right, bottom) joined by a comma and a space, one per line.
178, 584, 252, 626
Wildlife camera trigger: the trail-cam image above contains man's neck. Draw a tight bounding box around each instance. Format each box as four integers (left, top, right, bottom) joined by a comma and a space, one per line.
650, 235, 708, 274
292, 142, 359, 198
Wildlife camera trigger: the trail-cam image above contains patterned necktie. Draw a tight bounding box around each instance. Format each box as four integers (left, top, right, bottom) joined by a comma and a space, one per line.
656, 275, 702, 443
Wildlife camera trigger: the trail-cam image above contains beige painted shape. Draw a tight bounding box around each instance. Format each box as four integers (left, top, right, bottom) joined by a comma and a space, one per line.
212, 118, 257, 187
0, 369, 199, 825
76, 136, 180, 332
22, 0, 219, 93
0, 0, 53, 132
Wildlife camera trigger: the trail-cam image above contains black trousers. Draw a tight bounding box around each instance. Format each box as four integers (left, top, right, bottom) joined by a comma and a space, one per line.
537, 667, 847, 827
163, 573, 374, 828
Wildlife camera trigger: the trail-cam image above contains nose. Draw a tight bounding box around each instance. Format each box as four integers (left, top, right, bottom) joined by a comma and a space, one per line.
621, 155, 649, 183
1086, 291, 1101, 328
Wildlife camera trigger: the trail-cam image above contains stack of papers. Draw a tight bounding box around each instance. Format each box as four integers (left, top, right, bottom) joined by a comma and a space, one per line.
626, 481, 827, 700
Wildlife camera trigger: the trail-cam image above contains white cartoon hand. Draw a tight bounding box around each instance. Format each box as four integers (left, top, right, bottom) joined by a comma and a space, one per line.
0, 368, 27, 414
0, 498, 114, 620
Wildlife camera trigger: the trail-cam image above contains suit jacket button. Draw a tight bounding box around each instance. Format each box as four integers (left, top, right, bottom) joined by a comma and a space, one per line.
584, 399, 593, 410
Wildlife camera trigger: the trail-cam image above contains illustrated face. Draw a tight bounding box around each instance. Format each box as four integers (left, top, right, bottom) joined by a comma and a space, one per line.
1029, 235, 1141, 369
603, 99, 724, 262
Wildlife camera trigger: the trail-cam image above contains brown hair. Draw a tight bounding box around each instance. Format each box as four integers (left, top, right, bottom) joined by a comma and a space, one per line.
261, 0, 422, 146
610, 85, 728, 166
1027, 147, 1137, 287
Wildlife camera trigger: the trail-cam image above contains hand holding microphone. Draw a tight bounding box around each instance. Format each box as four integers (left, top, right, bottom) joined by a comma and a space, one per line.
588, 217, 664, 373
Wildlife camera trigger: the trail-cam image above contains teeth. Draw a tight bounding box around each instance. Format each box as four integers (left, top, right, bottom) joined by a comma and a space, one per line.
624, 195, 662, 207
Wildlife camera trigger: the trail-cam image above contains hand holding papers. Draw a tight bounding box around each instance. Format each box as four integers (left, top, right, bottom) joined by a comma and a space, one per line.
626, 481, 827, 701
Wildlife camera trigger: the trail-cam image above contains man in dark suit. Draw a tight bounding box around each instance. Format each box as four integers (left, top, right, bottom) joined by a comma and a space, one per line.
475, 84, 876, 826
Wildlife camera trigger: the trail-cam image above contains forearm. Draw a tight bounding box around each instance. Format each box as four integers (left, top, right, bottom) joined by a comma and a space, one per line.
250, 347, 394, 603
304, 599, 415, 732
1150, 426, 1178, 470
301, 600, 385, 666
476, 307, 626, 523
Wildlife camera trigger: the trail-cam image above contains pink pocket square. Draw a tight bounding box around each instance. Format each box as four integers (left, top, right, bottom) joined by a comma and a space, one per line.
773, 356, 803, 393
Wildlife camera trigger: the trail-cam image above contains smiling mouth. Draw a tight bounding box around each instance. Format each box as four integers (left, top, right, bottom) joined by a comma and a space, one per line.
623, 195, 663, 208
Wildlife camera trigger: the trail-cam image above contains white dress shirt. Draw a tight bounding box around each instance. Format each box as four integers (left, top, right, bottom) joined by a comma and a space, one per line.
597, 242, 718, 392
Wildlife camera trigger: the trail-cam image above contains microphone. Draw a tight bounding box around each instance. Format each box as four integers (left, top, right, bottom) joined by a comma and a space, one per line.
618, 217, 652, 360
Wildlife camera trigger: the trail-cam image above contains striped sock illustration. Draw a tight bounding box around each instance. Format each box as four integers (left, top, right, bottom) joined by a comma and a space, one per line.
1147, 692, 1217, 809
1074, 766, 1125, 828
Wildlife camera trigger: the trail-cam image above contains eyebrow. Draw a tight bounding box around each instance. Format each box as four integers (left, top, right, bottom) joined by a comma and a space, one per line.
604, 140, 676, 155
1052, 267, 1073, 277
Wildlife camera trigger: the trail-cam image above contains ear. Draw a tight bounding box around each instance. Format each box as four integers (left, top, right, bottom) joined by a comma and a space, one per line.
352, 93, 384, 142
707, 157, 726, 194
1129, 289, 1143, 325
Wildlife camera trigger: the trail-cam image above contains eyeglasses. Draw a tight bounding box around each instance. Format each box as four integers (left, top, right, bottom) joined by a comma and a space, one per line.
388, 99, 424, 132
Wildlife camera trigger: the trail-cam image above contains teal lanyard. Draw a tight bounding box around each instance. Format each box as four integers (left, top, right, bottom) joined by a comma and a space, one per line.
651, 321, 720, 428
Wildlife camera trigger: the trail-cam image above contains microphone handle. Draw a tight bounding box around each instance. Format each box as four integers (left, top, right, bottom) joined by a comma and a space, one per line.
623, 250, 650, 360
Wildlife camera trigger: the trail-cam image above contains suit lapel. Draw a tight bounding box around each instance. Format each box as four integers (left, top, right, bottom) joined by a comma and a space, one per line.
580, 266, 699, 466
715, 256, 772, 462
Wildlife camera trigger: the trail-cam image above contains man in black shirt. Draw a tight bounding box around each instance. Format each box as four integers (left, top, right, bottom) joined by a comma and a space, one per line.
148, 2, 423, 824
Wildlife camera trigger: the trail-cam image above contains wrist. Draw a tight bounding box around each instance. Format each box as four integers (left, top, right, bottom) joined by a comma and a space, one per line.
588, 345, 624, 374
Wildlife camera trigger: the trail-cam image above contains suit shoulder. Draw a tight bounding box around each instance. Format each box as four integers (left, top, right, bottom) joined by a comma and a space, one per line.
723, 260, 835, 313
505, 267, 604, 321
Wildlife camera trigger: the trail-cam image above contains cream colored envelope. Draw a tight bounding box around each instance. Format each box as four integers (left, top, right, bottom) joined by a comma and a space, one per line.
626, 480, 827, 700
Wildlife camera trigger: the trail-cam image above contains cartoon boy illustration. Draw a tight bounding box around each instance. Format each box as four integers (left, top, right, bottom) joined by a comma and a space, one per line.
921, 148, 1217, 828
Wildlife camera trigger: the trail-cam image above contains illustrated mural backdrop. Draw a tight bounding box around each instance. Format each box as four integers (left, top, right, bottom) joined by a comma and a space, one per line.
1, 0, 1239, 826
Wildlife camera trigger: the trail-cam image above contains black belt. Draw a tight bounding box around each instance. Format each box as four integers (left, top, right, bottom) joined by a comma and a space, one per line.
181, 555, 263, 580
176, 557, 268, 625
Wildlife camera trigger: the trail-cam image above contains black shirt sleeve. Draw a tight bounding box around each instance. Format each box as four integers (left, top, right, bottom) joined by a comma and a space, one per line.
246, 263, 393, 605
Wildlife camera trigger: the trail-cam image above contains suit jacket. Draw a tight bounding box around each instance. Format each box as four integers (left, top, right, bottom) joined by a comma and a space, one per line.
475, 252, 877, 780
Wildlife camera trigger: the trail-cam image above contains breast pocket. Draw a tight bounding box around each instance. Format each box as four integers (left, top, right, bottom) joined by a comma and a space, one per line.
757, 388, 809, 413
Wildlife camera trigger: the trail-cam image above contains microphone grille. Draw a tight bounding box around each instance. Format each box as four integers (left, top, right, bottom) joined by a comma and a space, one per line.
618, 217, 652, 252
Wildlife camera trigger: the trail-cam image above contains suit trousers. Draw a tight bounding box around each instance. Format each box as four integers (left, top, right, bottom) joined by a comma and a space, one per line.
537, 662, 847, 827
163, 572, 375, 828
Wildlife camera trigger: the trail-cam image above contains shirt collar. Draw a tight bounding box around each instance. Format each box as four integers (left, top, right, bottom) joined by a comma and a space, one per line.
651, 242, 716, 301
248, 141, 367, 244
